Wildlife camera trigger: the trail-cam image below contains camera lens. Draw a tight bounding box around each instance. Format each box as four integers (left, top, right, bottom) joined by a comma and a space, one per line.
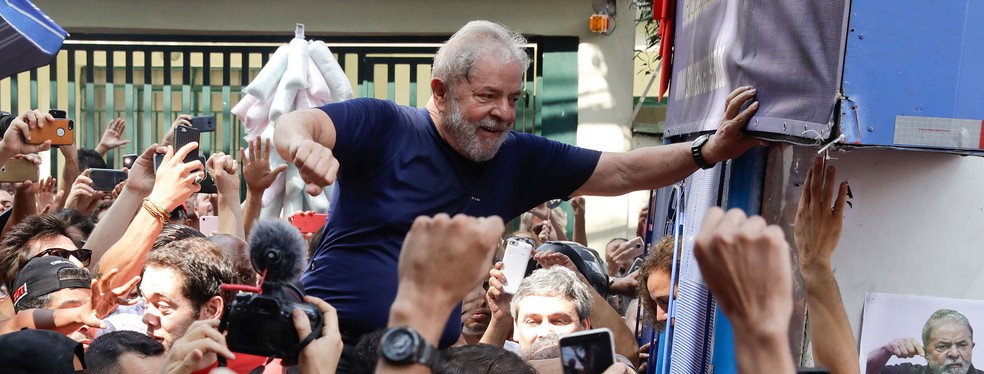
67, 121, 74, 130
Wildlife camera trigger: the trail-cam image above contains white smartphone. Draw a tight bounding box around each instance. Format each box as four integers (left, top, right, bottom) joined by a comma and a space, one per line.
199, 215, 219, 236
626, 236, 644, 251
559, 328, 615, 374
501, 238, 533, 294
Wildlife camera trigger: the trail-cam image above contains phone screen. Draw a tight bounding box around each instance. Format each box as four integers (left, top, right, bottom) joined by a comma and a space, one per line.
560, 329, 614, 374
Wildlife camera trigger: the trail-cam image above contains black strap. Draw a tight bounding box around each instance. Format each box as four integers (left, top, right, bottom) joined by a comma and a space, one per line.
295, 314, 325, 353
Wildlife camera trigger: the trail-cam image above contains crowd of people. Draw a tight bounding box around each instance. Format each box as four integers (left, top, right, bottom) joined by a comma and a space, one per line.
0, 20, 880, 374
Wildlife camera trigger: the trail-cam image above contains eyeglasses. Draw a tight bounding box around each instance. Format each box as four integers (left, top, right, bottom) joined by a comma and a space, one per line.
31, 247, 92, 267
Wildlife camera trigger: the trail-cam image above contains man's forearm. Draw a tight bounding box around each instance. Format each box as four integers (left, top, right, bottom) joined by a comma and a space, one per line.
478, 315, 512, 347
733, 326, 795, 374
243, 190, 262, 237
376, 286, 456, 374
803, 265, 860, 374
217, 190, 246, 240
572, 212, 587, 247
4, 189, 36, 236
576, 143, 698, 197
864, 346, 894, 374
273, 109, 331, 161
97, 208, 163, 289
87, 186, 143, 265
58, 151, 79, 208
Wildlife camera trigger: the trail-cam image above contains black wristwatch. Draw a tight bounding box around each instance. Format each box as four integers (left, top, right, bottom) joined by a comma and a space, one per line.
379, 326, 440, 367
691, 134, 714, 170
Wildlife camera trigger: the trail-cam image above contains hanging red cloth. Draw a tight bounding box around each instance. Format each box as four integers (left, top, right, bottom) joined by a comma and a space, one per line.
653, 0, 675, 102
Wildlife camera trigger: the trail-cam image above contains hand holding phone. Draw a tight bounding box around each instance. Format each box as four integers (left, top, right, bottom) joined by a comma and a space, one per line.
612, 237, 645, 265
27, 118, 74, 145
559, 328, 615, 374
501, 238, 534, 294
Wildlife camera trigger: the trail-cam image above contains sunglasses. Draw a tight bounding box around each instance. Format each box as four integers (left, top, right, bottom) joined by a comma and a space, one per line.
31, 247, 92, 267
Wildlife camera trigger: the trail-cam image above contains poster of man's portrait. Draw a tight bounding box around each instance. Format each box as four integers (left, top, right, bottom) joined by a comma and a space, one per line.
860, 292, 984, 374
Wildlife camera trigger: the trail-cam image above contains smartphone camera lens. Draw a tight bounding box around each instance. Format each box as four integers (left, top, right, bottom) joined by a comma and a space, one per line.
67, 121, 74, 130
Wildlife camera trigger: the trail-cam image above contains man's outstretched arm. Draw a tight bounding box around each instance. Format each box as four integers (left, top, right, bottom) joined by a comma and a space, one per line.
574, 86, 762, 197
795, 157, 859, 374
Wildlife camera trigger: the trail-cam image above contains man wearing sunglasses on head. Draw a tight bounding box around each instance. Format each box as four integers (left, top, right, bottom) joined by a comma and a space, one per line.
0, 214, 90, 311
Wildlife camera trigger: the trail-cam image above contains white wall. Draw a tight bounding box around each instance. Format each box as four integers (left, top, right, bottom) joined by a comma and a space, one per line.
32, 0, 642, 250
825, 147, 984, 344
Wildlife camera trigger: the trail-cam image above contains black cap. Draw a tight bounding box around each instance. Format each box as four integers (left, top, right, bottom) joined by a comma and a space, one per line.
12, 257, 90, 310
0, 328, 85, 372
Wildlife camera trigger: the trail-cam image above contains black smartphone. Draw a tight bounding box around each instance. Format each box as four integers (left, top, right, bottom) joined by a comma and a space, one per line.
48, 109, 66, 119
197, 155, 217, 194
190, 115, 216, 132
173, 126, 201, 164
559, 328, 614, 374
121, 153, 138, 170
89, 168, 128, 192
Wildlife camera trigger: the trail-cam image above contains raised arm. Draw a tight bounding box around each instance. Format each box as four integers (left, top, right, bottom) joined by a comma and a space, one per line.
206, 152, 245, 240
94, 117, 130, 157
570, 197, 587, 247
241, 138, 287, 237
378, 214, 503, 374
694, 207, 796, 374
57, 142, 79, 209
96, 142, 203, 288
574, 87, 761, 197
273, 108, 338, 195
795, 157, 859, 374
87, 144, 158, 265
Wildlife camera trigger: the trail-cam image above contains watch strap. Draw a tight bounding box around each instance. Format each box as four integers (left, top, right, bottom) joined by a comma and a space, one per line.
691, 134, 714, 170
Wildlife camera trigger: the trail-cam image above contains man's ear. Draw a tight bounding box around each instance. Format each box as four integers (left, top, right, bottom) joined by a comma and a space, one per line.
581, 319, 591, 331
200, 296, 224, 320
431, 78, 449, 111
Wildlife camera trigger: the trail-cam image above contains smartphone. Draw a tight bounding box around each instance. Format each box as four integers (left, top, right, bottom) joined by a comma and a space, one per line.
291, 213, 328, 234
626, 237, 644, 251
89, 168, 127, 192
121, 154, 138, 170
190, 115, 216, 132
199, 215, 219, 236
173, 126, 200, 164
196, 156, 217, 194
501, 238, 534, 294
559, 328, 615, 374
0, 158, 38, 183
27, 118, 74, 145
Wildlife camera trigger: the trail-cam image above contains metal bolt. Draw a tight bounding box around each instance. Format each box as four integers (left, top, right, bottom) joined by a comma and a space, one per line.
858, 34, 864, 39
867, 127, 875, 132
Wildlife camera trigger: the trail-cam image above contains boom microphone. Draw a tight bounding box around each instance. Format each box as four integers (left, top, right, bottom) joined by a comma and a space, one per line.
248, 219, 308, 285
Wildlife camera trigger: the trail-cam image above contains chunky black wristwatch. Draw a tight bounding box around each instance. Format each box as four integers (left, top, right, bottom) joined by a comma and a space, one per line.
379, 326, 440, 368
691, 134, 714, 170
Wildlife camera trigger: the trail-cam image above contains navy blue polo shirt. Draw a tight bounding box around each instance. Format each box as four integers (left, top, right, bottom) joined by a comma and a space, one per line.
300, 98, 601, 347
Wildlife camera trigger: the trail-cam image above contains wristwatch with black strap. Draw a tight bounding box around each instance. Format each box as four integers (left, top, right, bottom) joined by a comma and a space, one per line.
691, 134, 715, 170
379, 326, 440, 368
